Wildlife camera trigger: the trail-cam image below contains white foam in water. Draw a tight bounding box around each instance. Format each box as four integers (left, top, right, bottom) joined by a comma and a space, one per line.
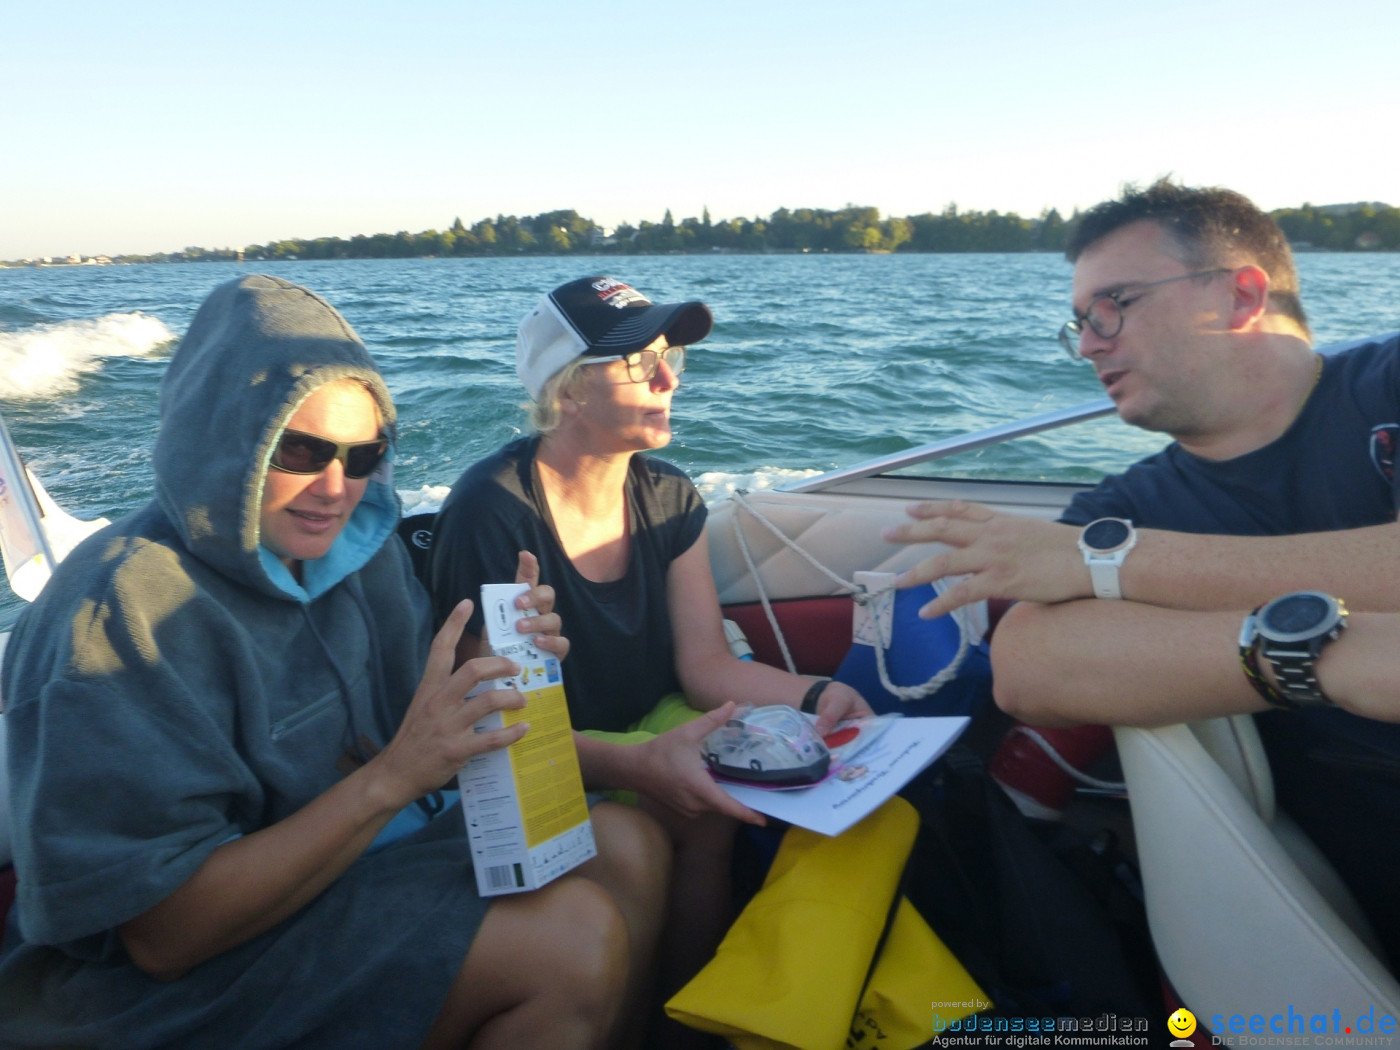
397, 473, 817, 517
694, 468, 822, 505
0, 313, 176, 400
399, 484, 451, 517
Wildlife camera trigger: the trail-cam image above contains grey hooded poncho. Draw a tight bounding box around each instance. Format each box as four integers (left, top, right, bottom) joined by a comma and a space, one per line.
0, 276, 489, 1049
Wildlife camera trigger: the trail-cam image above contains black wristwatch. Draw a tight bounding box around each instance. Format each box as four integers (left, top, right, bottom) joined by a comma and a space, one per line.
1238, 591, 1348, 708
1077, 518, 1137, 599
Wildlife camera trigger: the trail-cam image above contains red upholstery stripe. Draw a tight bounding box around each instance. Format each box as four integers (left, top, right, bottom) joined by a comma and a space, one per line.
723, 594, 1010, 680
722, 597, 854, 677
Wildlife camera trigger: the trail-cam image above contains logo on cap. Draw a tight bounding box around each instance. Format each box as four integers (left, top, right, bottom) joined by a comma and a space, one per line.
590, 278, 651, 310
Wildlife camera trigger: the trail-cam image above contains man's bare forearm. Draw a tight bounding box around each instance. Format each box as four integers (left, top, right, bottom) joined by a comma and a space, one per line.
888, 501, 1400, 618
993, 598, 1400, 728
990, 600, 1266, 727
1117, 522, 1400, 612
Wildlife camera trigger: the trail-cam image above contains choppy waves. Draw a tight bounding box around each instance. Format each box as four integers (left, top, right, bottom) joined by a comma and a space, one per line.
1, 253, 1398, 630
0, 312, 176, 399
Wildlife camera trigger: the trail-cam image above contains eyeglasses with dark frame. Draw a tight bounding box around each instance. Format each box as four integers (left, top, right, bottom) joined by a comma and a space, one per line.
589, 345, 686, 383
270, 429, 389, 479
1057, 268, 1232, 360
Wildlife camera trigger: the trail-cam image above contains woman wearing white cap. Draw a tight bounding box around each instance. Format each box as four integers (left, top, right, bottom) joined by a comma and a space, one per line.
428, 276, 873, 1027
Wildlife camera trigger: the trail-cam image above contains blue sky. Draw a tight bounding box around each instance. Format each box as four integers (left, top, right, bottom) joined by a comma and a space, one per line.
5, 0, 1397, 259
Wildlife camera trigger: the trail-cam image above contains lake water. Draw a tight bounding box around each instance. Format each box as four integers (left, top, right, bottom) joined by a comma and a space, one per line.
3, 252, 1399, 628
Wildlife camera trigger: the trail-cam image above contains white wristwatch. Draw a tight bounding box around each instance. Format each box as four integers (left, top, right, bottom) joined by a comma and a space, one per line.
1077, 518, 1137, 599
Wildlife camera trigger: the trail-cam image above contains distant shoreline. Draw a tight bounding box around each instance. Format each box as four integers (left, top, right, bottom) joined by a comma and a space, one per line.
7, 199, 1396, 267
8, 246, 1398, 272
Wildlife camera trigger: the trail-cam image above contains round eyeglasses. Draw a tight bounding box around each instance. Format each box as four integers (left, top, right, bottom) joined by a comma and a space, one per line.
591, 345, 686, 382
1057, 268, 1231, 360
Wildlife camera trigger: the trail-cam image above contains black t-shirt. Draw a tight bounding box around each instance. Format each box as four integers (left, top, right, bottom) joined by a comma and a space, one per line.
1062, 331, 1400, 962
428, 436, 708, 733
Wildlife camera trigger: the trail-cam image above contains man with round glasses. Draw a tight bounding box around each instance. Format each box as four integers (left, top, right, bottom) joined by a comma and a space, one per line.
887, 179, 1400, 964
428, 275, 874, 1041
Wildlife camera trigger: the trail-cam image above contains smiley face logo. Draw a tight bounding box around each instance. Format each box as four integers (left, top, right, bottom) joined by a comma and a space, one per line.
1168, 1008, 1197, 1039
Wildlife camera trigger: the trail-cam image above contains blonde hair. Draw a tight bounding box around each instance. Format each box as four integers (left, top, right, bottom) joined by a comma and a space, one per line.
526, 357, 591, 433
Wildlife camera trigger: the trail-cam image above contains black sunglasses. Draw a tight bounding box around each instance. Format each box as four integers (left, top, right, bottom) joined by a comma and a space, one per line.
270, 429, 388, 479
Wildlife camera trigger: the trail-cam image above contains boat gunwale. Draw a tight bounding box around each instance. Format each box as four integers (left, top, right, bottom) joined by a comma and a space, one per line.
780, 397, 1116, 494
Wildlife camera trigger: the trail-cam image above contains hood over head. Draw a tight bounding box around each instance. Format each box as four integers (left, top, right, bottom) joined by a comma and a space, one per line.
153, 274, 398, 601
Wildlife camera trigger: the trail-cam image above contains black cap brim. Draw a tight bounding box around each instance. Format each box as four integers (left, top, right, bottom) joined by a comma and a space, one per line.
581, 300, 714, 357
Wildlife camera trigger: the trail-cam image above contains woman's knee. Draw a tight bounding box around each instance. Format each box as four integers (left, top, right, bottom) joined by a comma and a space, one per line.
432, 881, 628, 1047
469, 878, 627, 993
536, 877, 630, 996
590, 802, 672, 893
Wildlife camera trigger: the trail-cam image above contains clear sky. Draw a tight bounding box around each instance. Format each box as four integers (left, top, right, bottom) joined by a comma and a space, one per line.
5, 0, 1397, 260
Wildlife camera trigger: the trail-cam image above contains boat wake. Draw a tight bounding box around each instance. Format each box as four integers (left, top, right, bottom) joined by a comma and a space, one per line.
395, 470, 822, 521
694, 468, 822, 505
0, 313, 177, 400
400, 484, 452, 517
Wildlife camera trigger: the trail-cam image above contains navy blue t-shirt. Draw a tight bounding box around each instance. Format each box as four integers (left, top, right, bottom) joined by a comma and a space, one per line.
1063, 331, 1400, 965
1062, 334, 1400, 534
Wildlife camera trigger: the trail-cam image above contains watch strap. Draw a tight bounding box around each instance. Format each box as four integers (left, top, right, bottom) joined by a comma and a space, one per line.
1239, 610, 1297, 710
1263, 645, 1338, 706
1087, 560, 1123, 600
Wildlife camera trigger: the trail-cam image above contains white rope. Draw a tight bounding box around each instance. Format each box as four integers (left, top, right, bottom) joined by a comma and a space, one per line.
730, 496, 799, 674
730, 491, 854, 593
1011, 726, 1127, 791
729, 490, 970, 701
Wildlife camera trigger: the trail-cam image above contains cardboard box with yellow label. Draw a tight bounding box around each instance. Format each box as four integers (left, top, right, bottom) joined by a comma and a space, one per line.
458, 582, 596, 895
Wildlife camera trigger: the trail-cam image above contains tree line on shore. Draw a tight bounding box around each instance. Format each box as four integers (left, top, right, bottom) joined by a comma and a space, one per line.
20, 200, 1400, 266
146, 205, 1075, 263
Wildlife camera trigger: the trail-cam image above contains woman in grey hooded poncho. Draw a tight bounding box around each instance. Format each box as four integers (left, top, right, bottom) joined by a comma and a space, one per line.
0, 275, 667, 1049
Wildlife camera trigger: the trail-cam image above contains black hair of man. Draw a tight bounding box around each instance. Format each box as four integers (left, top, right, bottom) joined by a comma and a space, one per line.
1066, 178, 1309, 338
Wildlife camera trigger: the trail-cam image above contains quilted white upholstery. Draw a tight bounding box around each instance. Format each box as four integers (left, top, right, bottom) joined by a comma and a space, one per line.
708, 484, 1063, 605
1116, 720, 1400, 1021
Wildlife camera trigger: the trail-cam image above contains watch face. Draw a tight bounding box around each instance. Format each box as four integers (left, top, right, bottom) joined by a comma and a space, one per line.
1261, 592, 1333, 637
1082, 518, 1131, 552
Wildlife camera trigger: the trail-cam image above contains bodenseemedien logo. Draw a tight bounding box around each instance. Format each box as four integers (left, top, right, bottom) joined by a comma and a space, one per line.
931, 1011, 1150, 1043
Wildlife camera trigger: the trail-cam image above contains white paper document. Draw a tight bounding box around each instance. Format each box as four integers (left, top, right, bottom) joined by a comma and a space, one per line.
714, 715, 968, 836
